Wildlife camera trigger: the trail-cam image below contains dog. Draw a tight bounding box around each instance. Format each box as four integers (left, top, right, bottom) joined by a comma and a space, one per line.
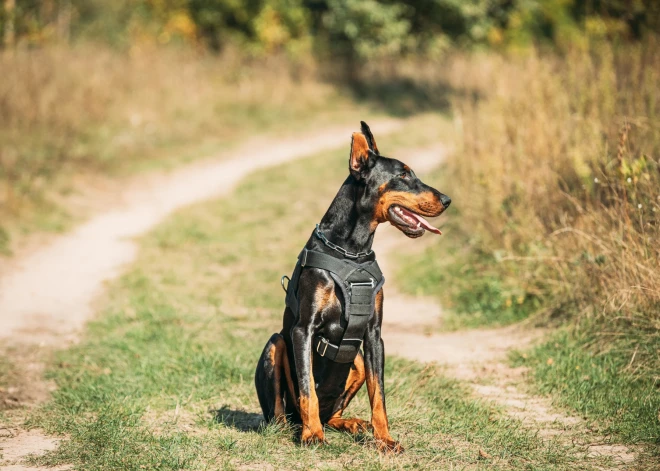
255, 121, 451, 453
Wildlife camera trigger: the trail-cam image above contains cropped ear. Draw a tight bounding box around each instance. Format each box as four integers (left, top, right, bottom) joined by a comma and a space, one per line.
360, 121, 379, 155
349, 132, 376, 179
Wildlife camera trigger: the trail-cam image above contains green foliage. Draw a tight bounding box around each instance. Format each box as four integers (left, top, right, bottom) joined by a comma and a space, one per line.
395, 206, 544, 330
512, 329, 660, 447
322, 0, 412, 58
451, 275, 541, 328
0, 225, 10, 255
4, 1, 660, 55
70, 0, 155, 46
188, 0, 310, 52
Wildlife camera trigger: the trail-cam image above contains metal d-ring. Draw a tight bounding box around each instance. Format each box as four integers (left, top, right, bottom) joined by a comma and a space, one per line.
281, 275, 290, 293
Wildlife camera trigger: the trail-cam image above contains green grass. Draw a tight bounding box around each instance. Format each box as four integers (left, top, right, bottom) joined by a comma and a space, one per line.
512, 329, 660, 447
398, 240, 542, 330
395, 167, 543, 331
21, 115, 607, 470
397, 169, 660, 465
399, 242, 660, 466
0, 355, 14, 411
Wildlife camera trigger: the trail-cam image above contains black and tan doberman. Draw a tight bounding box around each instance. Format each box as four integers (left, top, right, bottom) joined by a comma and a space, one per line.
255, 122, 451, 453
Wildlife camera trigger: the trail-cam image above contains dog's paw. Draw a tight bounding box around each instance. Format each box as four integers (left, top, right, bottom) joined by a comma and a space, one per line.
344, 418, 372, 434
327, 417, 372, 434
376, 438, 404, 454
301, 426, 326, 445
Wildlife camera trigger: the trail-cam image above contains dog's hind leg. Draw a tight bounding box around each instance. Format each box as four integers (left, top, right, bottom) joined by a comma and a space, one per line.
326, 352, 371, 434
255, 333, 294, 423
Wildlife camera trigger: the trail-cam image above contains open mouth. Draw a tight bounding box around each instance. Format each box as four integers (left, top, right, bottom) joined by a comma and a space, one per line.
387, 205, 442, 238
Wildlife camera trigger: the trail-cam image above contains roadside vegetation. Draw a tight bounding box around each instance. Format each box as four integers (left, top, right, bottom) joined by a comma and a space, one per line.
397, 41, 660, 459
3, 1, 657, 255
3, 1, 660, 468
0, 44, 374, 254
24, 120, 615, 470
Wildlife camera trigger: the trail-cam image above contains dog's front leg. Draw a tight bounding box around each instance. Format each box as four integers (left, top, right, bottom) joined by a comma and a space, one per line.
291, 323, 325, 444
364, 291, 404, 454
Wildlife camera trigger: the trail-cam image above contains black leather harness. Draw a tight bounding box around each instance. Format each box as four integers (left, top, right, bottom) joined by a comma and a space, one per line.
283, 241, 385, 364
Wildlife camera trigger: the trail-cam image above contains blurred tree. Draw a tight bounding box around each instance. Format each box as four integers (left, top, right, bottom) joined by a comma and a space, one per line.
57, 0, 71, 41
69, 0, 148, 46
253, 0, 310, 53
1, 0, 659, 52
187, 0, 261, 49
188, 0, 309, 52
317, 0, 522, 58
3, 0, 15, 47
322, 0, 412, 58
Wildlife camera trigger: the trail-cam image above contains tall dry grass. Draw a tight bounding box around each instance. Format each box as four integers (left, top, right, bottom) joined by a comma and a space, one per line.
0, 44, 334, 250
445, 41, 660, 373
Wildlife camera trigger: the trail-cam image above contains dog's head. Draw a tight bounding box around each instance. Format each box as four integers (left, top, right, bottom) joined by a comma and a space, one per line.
349, 121, 451, 238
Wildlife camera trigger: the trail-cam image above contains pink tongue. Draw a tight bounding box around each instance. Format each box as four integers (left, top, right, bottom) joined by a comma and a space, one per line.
409, 212, 442, 235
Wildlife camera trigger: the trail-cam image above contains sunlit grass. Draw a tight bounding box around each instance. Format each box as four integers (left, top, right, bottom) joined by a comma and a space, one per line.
0, 45, 378, 255
396, 43, 660, 466
25, 117, 600, 470
512, 328, 660, 447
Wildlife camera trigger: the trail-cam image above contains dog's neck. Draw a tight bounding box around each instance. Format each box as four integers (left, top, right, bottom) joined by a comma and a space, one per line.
317, 176, 376, 255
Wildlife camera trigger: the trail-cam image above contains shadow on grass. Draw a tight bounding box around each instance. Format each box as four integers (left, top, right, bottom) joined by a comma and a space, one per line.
321, 60, 479, 118
212, 406, 264, 432
346, 76, 453, 117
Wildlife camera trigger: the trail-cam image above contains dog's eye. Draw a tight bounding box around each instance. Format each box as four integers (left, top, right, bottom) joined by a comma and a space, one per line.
399, 172, 408, 179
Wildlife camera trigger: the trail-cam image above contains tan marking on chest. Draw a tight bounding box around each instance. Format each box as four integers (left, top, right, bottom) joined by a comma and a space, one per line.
314, 283, 339, 312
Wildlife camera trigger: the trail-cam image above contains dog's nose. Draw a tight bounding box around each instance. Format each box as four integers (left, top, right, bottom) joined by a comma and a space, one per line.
440, 194, 451, 208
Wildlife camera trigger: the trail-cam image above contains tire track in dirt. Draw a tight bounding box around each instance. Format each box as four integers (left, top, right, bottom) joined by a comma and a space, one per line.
373, 146, 637, 469
0, 119, 405, 469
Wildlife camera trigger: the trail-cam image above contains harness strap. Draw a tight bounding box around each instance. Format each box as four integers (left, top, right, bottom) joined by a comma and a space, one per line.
284, 247, 384, 363
313, 280, 375, 362
301, 249, 383, 287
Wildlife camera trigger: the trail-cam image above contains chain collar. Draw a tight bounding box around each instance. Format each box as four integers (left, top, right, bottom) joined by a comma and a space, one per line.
314, 224, 374, 259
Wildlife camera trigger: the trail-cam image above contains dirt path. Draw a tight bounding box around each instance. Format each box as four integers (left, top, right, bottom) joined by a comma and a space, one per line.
0, 119, 405, 469
0, 119, 403, 346
373, 147, 636, 468
0, 132, 635, 469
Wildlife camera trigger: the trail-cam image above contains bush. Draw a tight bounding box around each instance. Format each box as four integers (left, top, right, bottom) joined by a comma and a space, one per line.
0, 43, 330, 252
443, 39, 660, 373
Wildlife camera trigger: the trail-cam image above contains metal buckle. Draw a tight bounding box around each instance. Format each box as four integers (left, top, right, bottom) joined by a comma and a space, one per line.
316, 337, 329, 357
349, 278, 375, 288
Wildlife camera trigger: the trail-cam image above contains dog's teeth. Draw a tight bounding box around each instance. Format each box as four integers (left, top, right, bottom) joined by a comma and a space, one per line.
417, 222, 421, 228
